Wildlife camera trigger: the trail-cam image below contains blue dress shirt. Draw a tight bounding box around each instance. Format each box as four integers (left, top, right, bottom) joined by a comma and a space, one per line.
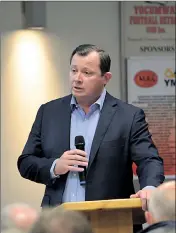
51, 88, 106, 203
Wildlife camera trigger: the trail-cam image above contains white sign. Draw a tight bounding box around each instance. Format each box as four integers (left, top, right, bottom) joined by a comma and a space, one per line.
127, 57, 175, 177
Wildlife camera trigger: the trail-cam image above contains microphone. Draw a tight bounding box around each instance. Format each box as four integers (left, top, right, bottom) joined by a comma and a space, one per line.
75, 135, 86, 185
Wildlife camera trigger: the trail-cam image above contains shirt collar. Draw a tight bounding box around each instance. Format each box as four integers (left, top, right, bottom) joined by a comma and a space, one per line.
70, 88, 106, 111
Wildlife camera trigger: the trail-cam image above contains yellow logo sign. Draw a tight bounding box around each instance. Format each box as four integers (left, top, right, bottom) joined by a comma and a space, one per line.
164, 68, 175, 79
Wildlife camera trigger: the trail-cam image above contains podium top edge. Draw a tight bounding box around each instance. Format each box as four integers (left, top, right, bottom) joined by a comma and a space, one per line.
61, 198, 142, 211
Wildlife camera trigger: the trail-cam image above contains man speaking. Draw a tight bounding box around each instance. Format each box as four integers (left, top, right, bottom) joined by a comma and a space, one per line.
17, 44, 164, 232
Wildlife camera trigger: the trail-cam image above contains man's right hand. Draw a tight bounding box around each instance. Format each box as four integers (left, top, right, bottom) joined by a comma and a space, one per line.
54, 149, 88, 175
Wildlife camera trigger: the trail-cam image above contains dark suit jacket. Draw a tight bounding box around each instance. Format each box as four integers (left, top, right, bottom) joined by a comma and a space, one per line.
17, 92, 164, 207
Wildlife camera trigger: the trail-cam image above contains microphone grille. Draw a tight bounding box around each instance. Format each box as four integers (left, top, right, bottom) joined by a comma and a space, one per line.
75, 135, 85, 145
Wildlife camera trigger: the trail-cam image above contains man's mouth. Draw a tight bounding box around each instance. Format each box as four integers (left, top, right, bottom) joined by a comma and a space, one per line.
73, 86, 82, 90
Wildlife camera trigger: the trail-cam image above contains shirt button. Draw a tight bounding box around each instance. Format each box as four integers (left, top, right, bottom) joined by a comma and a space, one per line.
73, 173, 76, 176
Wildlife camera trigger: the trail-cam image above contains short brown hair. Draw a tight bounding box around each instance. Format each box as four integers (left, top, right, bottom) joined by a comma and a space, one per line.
70, 44, 111, 75
30, 207, 93, 233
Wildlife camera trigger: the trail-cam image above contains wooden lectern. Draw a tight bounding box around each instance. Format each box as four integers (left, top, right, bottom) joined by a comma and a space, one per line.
62, 198, 145, 233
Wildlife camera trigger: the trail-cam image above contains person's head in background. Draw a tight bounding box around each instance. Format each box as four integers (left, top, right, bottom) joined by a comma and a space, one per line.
145, 181, 176, 225
69, 44, 112, 111
1, 203, 38, 232
30, 207, 93, 233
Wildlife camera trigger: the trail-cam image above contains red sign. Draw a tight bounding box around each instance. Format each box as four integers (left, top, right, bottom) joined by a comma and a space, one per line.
134, 70, 158, 87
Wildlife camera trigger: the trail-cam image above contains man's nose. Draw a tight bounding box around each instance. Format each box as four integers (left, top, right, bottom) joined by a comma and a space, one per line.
74, 72, 83, 82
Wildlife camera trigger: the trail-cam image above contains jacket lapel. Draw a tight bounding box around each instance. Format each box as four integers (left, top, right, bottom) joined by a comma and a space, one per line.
59, 95, 72, 153
87, 93, 118, 173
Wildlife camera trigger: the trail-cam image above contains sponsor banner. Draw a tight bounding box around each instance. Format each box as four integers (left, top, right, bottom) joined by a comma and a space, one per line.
126, 2, 176, 41
127, 57, 175, 177
123, 1, 176, 56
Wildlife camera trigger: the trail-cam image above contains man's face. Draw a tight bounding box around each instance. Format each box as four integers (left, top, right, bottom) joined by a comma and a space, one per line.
70, 51, 111, 104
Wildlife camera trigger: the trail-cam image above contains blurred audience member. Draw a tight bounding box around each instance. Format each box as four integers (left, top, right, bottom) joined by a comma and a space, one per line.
139, 181, 175, 233
30, 207, 93, 233
1, 203, 38, 232
145, 181, 175, 224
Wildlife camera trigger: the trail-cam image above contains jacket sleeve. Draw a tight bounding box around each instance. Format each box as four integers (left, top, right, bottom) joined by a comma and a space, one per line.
17, 105, 56, 186
130, 108, 165, 189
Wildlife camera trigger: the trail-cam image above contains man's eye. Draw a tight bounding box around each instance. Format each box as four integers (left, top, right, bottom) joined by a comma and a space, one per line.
72, 69, 77, 73
84, 71, 91, 75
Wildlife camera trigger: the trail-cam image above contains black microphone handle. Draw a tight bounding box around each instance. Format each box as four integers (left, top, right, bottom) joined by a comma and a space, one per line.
76, 144, 86, 185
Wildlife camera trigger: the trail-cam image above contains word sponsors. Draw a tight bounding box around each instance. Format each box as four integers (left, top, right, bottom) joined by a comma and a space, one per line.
140, 45, 175, 52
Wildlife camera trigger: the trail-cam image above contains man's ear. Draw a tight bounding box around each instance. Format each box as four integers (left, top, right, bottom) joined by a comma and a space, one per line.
145, 211, 154, 225
103, 72, 112, 85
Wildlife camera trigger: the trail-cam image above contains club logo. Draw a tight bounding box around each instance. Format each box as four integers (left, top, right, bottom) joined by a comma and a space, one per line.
134, 70, 158, 88
164, 68, 175, 87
